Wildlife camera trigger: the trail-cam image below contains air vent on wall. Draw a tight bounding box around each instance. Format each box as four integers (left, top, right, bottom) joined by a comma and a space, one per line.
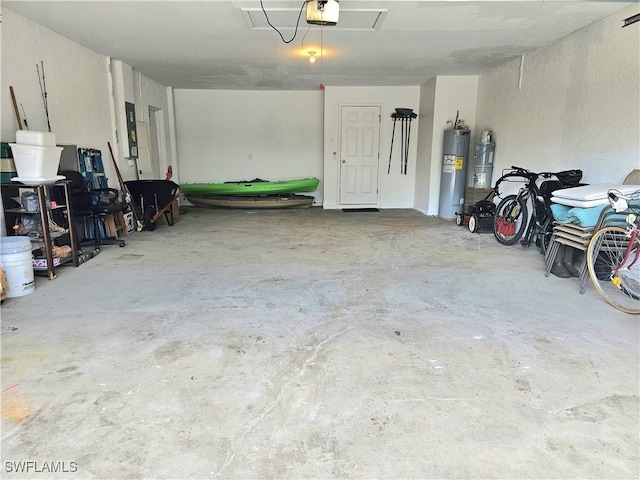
241, 7, 387, 31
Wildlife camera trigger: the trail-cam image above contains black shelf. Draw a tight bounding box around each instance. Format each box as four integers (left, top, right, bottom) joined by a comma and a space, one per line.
5, 204, 68, 214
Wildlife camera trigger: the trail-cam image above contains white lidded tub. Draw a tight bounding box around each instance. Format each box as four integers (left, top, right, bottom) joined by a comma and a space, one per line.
15, 130, 56, 147
9, 143, 63, 179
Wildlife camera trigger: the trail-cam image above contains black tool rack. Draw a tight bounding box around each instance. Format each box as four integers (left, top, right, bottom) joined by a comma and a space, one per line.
388, 108, 418, 175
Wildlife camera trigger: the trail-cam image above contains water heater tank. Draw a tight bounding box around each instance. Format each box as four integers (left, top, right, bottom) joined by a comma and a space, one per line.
469, 142, 495, 188
438, 129, 470, 219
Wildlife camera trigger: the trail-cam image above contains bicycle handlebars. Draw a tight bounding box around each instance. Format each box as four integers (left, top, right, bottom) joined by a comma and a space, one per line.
509, 166, 555, 178
493, 166, 564, 197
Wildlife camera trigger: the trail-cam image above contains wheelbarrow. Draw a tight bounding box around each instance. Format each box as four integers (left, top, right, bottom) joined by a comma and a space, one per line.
124, 180, 179, 231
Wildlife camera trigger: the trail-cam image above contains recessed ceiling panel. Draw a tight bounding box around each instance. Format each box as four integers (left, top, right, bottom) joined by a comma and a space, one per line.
242, 8, 387, 31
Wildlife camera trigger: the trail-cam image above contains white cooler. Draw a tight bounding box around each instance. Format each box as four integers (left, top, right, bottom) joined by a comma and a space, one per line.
9, 143, 63, 180
15, 130, 56, 147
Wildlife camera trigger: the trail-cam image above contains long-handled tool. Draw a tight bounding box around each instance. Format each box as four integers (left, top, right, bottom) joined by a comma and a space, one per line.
20, 104, 29, 130
404, 116, 410, 174
403, 116, 407, 174
400, 116, 405, 174
405, 112, 418, 175
388, 109, 418, 175
9, 86, 23, 130
37, 61, 52, 132
107, 141, 143, 232
387, 115, 397, 174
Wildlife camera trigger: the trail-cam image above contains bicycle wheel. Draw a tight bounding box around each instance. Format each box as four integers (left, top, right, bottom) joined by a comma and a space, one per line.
587, 226, 640, 314
493, 195, 528, 245
540, 217, 554, 254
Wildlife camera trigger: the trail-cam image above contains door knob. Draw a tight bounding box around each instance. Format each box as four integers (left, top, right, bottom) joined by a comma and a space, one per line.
341, 159, 346, 163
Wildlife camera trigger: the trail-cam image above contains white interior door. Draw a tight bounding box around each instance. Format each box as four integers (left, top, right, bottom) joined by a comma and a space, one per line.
339, 106, 381, 206
148, 107, 163, 178
135, 120, 154, 179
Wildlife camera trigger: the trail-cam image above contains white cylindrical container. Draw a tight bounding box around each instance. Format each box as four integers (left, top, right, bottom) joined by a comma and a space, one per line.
0, 236, 34, 298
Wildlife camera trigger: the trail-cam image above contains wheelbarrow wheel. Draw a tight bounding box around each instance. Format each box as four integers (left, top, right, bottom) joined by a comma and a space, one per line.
144, 205, 157, 231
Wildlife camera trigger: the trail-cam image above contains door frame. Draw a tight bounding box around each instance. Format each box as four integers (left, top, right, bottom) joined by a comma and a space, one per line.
338, 103, 382, 208
149, 106, 167, 178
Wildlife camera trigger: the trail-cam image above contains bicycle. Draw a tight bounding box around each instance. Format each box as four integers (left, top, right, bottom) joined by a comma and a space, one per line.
492, 166, 582, 253
586, 189, 640, 314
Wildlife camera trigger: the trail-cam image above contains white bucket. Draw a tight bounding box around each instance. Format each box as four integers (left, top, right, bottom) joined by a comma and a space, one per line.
0, 236, 35, 298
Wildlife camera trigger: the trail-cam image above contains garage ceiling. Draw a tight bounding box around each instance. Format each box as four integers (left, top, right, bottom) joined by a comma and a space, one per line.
3, 1, 632, 90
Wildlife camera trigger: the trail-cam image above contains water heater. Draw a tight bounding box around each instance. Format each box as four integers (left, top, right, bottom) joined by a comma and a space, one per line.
469, 137, 495, 188
438, 128, 470, 219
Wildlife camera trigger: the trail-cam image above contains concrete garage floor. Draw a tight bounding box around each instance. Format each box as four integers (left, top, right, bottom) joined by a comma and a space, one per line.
1, 207, 638, 479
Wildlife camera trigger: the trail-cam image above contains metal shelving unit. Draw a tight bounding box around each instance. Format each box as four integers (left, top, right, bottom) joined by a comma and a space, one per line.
2, 180, 79, 280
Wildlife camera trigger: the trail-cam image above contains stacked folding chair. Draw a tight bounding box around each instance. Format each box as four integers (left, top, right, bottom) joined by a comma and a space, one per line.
545, 204, 639, 293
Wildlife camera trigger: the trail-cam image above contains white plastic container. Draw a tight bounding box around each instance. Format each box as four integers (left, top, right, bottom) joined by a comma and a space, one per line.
0, 236, 35, 298
9, 144, 63, 179
16, 130, 56, 147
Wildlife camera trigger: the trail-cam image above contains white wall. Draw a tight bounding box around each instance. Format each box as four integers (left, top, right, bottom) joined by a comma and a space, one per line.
109, 59, 135, 178
415, 76, 479, 216
414, 78, 436, 214
134, 71, 175, 179
1, 8, 115, 182
111, 61, 176, 182
0, 8, 176, 187
174, 89, 324, 204
323, 86, 421, 209
475, 4, 639, 187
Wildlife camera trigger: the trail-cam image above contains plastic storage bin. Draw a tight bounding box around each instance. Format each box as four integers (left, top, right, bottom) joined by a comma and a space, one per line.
9, 144, 63, 179
1, 158, 17, 183
1, 141, 12, 158
15, 130, 56, 147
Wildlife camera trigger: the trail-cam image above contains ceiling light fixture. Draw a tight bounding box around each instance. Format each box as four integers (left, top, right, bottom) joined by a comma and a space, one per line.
306, 0, 339, 26
308, 51, 317, 63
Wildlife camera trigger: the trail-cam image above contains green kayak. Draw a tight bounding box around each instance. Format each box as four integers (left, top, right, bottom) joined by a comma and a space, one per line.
186, 194, 314, 209
180, 177, 319, 196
